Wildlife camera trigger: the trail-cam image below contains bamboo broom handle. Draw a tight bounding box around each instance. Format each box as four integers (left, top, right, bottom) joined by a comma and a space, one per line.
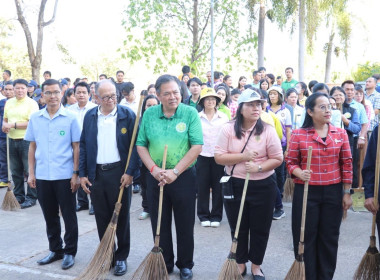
233, 171, 251, 239
371, 124, 380, 236
6, 135, 10, 184
156, 145, 168, 236
299, 146, 313, 244
116, 94, 145, 203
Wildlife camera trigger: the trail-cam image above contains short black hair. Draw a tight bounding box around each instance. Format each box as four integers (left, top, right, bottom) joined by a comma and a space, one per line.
341, 80, 355, 88
41, 79, 61, 91
258, 66, 266, 72
116, 70, 124, 75
182, 65, 190, 74
155, 75, 181, 95
13, 79, 28, 88
308, 80, 318, 91
276, 76, 282, 80
214, 71, 221, 80
285, 67, 294, 73
4, 70, 11, 77
187, 77, 202, 87
99, 74, 107, 79
74, 82, 90, 94
253, 70, 259, 76
122, 82, 135, 94
64, 77, 71, 83
43, 71, 52, 77
302, 92, 329, 128
312, 83, 330, 94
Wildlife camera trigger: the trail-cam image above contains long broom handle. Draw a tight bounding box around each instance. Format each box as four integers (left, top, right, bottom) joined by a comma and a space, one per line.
299, 146, 313, 245
233, 171, 251, 239
116, 94, 145, 204
156, 145, 168, 237
371, 124, 380, 236
6, 135, 10, 183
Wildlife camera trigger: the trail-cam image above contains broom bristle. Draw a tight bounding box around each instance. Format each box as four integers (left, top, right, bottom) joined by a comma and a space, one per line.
1, 187, 21, 211
353, 245, 380, 280
131, 246, 169, 280
75, 221, 117, 280
283, 177, 295, 202
218, 258, 243, 280
284, 259, 305, 280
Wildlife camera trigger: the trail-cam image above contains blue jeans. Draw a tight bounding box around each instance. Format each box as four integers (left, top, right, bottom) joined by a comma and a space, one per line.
9, 139, 36, 202
0, 137, 8, 182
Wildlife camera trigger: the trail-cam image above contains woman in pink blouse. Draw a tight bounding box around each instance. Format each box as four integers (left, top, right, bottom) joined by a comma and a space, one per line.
286, 92, 352, 280
215, 89, 283, 279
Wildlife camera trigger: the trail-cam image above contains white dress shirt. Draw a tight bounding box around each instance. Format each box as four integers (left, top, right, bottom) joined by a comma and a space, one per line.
120, 98, 139, 115
68, 101, 97, 131
96, 106, 121, 164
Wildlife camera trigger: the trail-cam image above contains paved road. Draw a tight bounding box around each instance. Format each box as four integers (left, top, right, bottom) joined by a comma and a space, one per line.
0, 186, 376, 280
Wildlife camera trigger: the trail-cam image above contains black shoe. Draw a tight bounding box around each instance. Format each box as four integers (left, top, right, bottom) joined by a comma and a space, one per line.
20, 200, 36, 209
241, 265, 247, 276
76, 204, 89, 212
37, 251, 63, 265
180, 268, 193, 280
252, 269, 265, 280
114, 260, 127, 276
167, 266, 173, 274
132, 184, 141, 194
89, 205, 94, 215
61, 254, 75, 270
17, 198, 25, 205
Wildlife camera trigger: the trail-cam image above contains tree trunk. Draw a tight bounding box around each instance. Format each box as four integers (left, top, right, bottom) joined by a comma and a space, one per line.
257, 0, 265, 68
324, 31, 335, 83
191, 0, 199, 64
298, 0, 305, 82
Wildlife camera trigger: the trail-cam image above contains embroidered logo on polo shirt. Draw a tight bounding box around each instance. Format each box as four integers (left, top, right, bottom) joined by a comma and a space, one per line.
59, 131, 65, 136
176, 122, 186, 133
344, 112, 351, 119
121, 127, 127, 134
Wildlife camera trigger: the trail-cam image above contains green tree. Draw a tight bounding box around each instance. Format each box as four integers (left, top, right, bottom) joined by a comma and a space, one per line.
352, 62, 380, 82
320, 0, 351, 83
15, 0, 59, 83
80, 56, 122, 81
246, 0, 294, 68
122, 0, 248, 75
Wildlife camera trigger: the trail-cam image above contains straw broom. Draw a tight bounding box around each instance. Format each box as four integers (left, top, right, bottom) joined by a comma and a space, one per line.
1, 135, 20, 211
131, 145, 169, 280
218, 171, 250, 280
75, 95, 144, 280
284, 146, 313, 280
353, 124, 380, 280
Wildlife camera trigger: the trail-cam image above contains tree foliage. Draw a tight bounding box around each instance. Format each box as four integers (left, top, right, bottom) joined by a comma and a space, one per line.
352, 62, 380, 82
122, 0, 253, 75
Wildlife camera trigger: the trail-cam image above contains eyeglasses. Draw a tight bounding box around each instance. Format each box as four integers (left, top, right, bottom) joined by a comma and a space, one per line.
44, 91, 61, 96
100, 94, 117, 101
318, 104, 332, 112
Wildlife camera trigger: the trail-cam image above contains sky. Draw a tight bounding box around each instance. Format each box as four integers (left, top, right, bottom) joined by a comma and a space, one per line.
1, 0, 380, 91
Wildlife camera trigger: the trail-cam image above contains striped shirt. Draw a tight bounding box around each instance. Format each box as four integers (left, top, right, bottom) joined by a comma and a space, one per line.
285, 124, 352, 185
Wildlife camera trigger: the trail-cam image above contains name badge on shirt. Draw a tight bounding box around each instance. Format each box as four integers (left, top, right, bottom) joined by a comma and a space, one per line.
176, 122, 187, 133
121, 127, 127, 134
59, 130, 65, 136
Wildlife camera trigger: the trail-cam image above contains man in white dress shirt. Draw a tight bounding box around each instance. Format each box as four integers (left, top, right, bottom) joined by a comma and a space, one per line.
68, 82, 97, 214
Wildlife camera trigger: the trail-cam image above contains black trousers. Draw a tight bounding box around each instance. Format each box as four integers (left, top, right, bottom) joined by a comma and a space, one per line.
90, 164, 132, 260
140, 164, 149, 212
196, 155, 224, 222
292, 183, 343, 280
36, 179, 78, 256
224, 175, 276, 265
146, 167, 196, 270
352, 137, 359, 188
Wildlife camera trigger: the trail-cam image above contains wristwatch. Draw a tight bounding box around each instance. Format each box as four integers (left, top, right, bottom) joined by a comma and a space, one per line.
258, 165, 263, 173
359, 136, 366, 141
73, 170, 79, 175
173, 168, 179, 177
343, 189, 354, 195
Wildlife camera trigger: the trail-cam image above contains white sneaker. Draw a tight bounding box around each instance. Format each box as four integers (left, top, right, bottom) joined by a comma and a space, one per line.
210, 222, 220, 228
201, 221, 211, 227
139, 211, 150, 220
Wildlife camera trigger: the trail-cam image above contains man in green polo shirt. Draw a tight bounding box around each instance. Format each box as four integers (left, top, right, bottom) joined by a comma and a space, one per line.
281, 67, 298, 92
137, 74, 203, 280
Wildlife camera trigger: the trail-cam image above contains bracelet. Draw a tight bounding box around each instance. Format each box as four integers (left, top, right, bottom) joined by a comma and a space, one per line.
150, 164, 157, 173
359, 136, 366, 141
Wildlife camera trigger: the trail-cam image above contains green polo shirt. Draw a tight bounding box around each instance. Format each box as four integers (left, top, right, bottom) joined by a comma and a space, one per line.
136, 103, 203, 169
281, 79, 298, 92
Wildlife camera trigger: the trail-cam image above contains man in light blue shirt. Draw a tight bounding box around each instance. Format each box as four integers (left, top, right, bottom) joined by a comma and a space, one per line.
25, 79, 81, 270
342, 80, 368, 188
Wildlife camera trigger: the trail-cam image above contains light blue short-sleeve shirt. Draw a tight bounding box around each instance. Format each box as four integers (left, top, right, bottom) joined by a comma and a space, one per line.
347, 99, 368, 137
24, 106, 81, 180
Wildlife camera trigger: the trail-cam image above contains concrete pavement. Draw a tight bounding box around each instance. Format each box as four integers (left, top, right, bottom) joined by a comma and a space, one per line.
0, 186, 377, 280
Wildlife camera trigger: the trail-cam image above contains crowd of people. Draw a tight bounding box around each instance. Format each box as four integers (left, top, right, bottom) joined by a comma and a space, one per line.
1, 65, 380, 280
